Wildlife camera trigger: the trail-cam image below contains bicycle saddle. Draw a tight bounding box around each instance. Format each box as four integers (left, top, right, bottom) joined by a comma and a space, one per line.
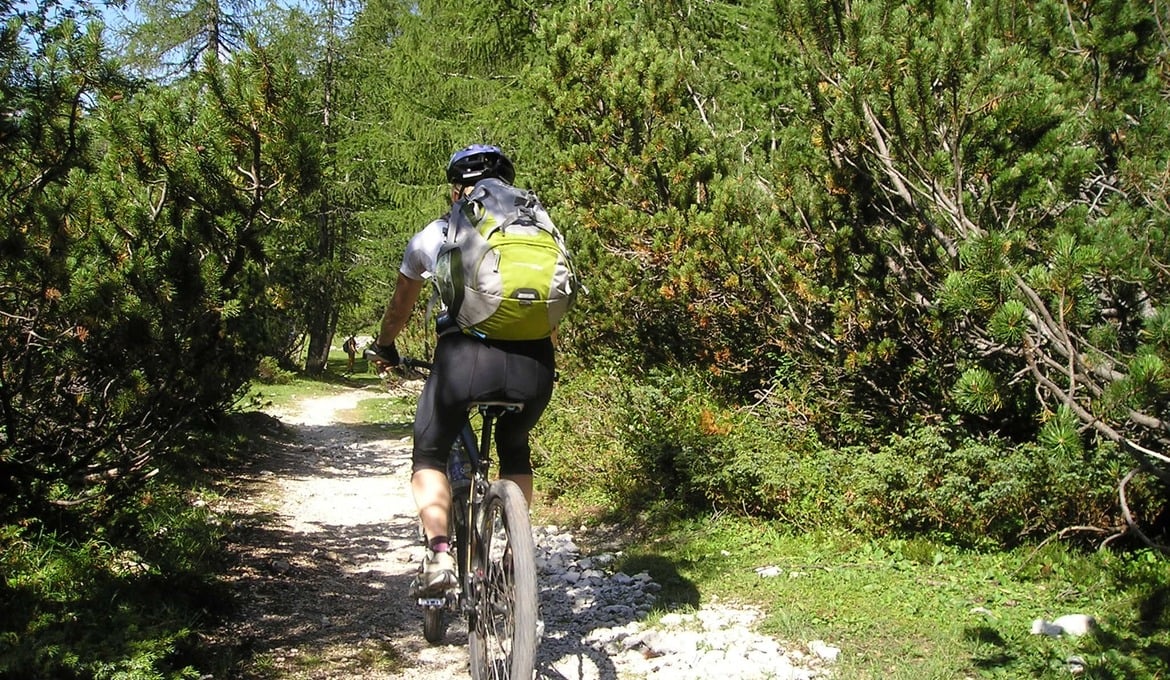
470, 401, 525, 416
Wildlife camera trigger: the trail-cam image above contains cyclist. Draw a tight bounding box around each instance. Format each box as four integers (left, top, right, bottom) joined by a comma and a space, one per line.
368, 144, 556, 597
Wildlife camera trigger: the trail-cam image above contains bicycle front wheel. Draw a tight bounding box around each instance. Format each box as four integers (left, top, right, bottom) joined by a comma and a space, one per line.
468, 480, 538, 680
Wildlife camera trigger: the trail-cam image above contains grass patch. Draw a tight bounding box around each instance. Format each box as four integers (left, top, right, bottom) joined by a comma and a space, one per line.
242, 349, 387, 413
353, 389, 418, 430
0, 483, 231, 679
610, 514, 1170, 679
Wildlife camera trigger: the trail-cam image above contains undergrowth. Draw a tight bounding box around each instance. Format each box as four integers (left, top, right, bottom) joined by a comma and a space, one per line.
0, 352, 369, 680
533, 362, 1170, 678
0, 436, 239, 679
534, 363, 1161, 548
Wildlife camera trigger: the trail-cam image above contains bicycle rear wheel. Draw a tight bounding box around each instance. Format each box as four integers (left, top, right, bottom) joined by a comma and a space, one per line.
423, 604, 445, 643
421, 489, 468, 645
468, 480, 538, 680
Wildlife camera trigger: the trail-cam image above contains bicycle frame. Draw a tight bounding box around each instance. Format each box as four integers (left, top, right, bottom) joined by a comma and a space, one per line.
451, 403, 517, 618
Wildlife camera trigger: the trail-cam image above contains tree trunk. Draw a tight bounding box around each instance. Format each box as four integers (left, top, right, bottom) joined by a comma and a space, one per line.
302, 0, 342, 377
303, 303, 338, 375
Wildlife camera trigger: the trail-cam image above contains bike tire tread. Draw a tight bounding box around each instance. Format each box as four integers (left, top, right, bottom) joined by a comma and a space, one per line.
468, 480, 538, 679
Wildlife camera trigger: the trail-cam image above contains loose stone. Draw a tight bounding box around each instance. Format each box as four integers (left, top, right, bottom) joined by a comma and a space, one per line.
534, 525, 837, 679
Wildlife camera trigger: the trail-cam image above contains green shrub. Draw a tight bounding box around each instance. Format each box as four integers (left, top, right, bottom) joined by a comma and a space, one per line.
533, 364, 656, 514
539, 364, 1138, 547
833, 423, 1130, 546
254, 356, 295, 385
536, 364, 836, 523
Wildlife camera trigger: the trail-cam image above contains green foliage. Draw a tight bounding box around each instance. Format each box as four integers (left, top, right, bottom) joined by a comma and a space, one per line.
0, 10, 322, 533
953, 367, 1004, 414
338, 0, 552, 336
533, 361, 658, 514
530, 2, 750, 374
1038, 406, 1084, 456
0, 478, 228, 679
836, 425, 1106, 546
122, 0, 260, 76
541, 366, 1132, 547
988, 299, 1030, 344
254, 356, 295, 385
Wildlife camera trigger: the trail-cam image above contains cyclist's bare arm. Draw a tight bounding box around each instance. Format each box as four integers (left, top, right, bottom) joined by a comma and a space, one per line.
370, 273, 425, 366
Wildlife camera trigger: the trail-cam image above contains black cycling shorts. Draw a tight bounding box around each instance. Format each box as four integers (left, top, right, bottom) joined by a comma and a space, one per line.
412, 332, 555, 477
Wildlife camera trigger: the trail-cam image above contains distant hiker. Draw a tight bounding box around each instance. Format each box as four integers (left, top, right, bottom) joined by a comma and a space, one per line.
366, 144, 580, 596
342, 335, 358, 372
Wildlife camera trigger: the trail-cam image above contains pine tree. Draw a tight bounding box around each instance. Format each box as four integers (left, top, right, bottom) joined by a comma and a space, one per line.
335, 0, 549, 344
121, 0, 258, 76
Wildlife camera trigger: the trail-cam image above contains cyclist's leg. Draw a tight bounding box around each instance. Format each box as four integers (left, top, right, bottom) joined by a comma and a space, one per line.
410, 469, 451, 544
412, 382, 457, 544
424, 334, 554, 507
411, 336, 476, 593
493, 339, 555, 505
412, 334, 478, 533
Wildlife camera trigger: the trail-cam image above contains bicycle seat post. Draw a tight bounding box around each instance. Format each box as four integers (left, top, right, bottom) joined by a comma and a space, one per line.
470, 402, 523, 476
478, 410, 496, 475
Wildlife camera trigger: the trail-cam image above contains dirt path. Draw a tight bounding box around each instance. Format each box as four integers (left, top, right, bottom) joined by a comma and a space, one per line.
215, 382, 470, 679
210, 383, 838, 680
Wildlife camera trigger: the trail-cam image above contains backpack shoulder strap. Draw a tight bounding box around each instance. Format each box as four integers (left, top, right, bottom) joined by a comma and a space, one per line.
465, 179, 537, 235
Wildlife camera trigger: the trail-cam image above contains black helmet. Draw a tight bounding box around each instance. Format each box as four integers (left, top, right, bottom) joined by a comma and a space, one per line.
446, 144, 515, 185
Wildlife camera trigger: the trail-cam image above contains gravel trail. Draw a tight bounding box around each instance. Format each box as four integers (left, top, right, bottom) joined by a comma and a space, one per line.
213, 384, 837, 679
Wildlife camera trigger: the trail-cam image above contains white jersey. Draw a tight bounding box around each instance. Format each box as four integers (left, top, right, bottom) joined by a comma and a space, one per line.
399, 216, 448, 281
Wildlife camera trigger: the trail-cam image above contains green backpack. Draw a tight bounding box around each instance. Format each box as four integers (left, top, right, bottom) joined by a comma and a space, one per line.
433, 178, 580, 340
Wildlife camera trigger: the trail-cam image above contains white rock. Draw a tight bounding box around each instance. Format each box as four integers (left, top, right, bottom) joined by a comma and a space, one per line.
1032, 614, 1096, 637
808, 640, 840, 662
1052, 614, 1097, 636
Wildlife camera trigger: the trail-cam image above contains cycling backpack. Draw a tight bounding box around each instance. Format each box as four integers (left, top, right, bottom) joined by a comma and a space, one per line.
433, 178, 579, 340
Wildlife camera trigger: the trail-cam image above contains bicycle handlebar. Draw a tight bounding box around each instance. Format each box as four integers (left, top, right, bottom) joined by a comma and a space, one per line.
363, 347, 432, 372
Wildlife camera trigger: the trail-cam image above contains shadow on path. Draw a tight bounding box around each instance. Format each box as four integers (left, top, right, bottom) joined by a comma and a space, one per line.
208, 408, 467, 679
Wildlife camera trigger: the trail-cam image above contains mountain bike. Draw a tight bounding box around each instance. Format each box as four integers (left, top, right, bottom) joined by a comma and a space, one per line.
376, 353, 539, 680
